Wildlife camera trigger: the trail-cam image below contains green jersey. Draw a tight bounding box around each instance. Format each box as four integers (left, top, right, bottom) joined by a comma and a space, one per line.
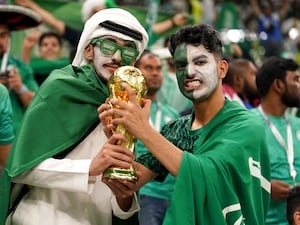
138, 100, 271, 225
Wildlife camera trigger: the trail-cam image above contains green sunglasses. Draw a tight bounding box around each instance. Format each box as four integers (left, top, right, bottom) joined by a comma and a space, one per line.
91, 38, 139, 65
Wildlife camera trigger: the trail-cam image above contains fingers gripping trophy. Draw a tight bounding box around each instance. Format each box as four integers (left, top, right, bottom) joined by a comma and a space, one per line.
103, 66, 147, 182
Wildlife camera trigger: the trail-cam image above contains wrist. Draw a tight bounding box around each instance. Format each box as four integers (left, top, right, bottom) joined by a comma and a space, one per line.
170, 17, 176, 27
18, 84, 28, 95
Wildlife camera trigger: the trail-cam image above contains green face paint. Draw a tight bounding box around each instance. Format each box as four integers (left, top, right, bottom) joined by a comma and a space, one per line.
173, 43, 219, 102
174, 44, 194, 100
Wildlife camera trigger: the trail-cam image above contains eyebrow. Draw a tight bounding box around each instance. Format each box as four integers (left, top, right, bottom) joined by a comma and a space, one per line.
192, 55, 208, 63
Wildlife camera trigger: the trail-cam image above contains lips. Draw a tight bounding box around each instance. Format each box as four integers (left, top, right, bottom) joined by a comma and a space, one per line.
105, 64, 120, 73
184, 79, 202, 90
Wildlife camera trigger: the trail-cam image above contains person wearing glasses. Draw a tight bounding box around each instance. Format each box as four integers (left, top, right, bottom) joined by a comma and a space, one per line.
0, 8, 148, 225
252, 56, 300, 225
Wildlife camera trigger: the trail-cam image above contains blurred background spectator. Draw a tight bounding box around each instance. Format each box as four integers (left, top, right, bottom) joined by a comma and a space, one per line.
5, 0, 300, 67
21, 30, 70, 85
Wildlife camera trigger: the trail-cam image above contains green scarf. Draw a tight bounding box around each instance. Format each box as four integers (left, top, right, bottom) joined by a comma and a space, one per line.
0, 64, 110, 224
163, 101, 270, 225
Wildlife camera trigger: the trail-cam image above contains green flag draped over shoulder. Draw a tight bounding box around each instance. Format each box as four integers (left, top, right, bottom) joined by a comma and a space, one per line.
0, 64, 109, 225
163, 101, 271, 225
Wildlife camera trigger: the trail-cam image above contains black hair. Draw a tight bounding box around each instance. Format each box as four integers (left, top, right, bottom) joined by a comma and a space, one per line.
223, 59, 254, 85
134, 49, 159, 68
287, 186, 300, 225
256, 56, 299, 97
168, 24, 223, 60
38, 31, 62, 47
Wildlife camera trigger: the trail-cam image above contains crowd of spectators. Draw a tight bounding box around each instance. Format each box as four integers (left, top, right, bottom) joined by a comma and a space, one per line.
1, 1, 300, 225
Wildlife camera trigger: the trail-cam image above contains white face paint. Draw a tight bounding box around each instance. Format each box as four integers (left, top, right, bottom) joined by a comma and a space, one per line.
175, 44, 219, 101
92, 45, 115, 81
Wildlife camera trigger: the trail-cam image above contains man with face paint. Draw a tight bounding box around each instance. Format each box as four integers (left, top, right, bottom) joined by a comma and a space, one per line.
0, 8, 148, 225
252, 56, 300, 225
99, 24, 271, 225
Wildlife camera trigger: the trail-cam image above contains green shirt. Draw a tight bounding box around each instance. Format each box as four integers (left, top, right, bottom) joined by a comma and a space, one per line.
252, 109, 300, 225
139, 100, 270, 225
1, 56, 39, 133
136, 101, 179, 200
0, 83, 14, 144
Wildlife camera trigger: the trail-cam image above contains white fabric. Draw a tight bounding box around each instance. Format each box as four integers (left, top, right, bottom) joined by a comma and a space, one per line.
8, 124, 139, 225
72, 8, 148, 67
81, 0, 106, 22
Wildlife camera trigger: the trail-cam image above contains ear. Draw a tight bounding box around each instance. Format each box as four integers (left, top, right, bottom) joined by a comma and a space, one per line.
273, 79, 285, 94
233, 73, 242, 85
84, 44, 94, 61
294, 211, 300, 225
219, 60, 228, 79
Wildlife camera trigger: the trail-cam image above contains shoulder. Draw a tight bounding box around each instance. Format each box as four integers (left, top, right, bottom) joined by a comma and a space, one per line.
287, 113, 300, 125
161, 115, 191, 132
8, 56, 29, 68
0, 84, 9, 102
222, 102, 265, 134
0, 83, 8, 94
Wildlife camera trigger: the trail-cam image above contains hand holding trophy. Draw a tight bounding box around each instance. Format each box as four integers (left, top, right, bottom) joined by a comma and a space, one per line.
103, 65, 147, 182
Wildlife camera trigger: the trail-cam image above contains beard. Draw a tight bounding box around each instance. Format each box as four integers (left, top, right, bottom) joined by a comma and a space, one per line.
282, 90, 300, 108
146, 87, 160, 96
244, 81, 259, 100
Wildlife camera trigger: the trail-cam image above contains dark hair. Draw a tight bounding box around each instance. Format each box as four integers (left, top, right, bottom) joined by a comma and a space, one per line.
38, 31, 62, 47
134, 49, 159, 68
287, 186, 300, 225
223, 59, 253, 85
168, 24, 223, 60
256, 56, 299, 97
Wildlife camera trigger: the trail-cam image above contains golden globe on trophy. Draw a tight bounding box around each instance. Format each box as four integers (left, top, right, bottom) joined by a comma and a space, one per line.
103, 66, 147, 182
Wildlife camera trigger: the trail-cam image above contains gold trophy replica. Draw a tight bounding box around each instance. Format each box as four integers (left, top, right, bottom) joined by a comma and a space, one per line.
103, 66, 147, 182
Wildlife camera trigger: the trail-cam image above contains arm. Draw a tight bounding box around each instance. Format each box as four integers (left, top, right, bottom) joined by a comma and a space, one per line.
271, 179, 292, 200
152, 13, 188, 34
15, 0, 66, 35
0, 144, 11, 167
0, 88, 14, 167
21, 29, 42, 64
278, 0, 291, 20
100, 84, 183, 176
8, 67, 35, 108
249, 0, 260, 17
13, 132, 135, 192
13, 157, 94, 192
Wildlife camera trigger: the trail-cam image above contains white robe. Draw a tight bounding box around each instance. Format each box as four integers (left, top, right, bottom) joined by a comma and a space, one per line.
7, 124, 139, 225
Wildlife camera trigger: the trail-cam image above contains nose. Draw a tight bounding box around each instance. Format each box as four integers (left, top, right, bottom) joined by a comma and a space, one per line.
111, 49, 122, 64
187, 64, 196, 78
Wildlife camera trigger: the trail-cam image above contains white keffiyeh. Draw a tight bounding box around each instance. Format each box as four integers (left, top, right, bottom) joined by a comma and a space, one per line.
72, 8, 148, 67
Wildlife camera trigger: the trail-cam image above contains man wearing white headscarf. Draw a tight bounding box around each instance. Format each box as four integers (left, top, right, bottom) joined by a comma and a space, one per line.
1, 8, 148, 225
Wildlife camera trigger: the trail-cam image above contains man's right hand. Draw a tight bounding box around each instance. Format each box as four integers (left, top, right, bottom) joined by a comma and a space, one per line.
89, 133, 134, 176
271, 180, 292, 200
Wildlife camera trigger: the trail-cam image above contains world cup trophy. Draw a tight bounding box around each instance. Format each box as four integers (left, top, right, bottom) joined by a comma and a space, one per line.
103, 66, 147, 182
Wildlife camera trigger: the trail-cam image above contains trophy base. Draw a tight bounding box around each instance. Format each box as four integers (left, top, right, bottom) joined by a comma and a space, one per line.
103, 167, 138, 182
